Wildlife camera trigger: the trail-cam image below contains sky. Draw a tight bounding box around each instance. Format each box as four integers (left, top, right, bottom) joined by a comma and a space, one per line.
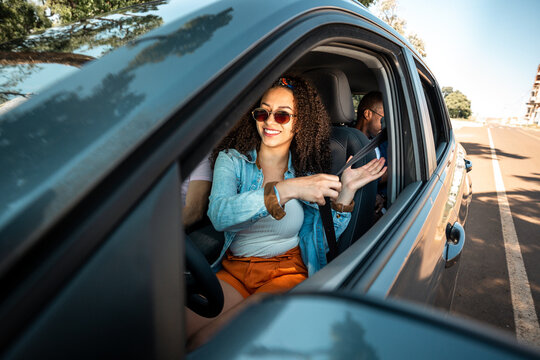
381, 0, 540, 120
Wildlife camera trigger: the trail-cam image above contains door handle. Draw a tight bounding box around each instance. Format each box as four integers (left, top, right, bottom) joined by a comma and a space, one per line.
443, 222, 465, 268
464, 158, 472, 172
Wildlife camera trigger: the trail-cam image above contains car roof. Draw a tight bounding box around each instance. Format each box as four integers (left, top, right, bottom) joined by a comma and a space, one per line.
0, 0, 421, 275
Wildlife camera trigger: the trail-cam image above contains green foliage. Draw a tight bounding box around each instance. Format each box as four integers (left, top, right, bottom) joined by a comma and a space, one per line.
2, 12, 163, 56
441, 86, 453, 98
0, 4, 163, 104
444, 88, 472, 119
0, 0, 51, 44
352, 94, 363, 112
45, 0, 149, 24
0, 0, 150, 44
357, 0, 376, 6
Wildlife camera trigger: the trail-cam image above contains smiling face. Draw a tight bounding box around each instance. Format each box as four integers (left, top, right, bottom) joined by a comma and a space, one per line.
256, 86, 296, 152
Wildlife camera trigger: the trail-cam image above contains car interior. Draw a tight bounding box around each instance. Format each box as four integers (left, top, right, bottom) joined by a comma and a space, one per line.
185, 43, 402, 265
182, 40, 422, 326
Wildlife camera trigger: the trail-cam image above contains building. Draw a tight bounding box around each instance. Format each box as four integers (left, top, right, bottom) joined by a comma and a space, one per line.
525, 64, 540, 125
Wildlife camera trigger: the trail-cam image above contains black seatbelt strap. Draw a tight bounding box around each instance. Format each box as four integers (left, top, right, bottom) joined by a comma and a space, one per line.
335, 130, 387, 176
321, 130, 387, 263
320, 199, 337, 262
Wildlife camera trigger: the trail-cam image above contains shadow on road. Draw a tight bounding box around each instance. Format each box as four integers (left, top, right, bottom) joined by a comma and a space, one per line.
514, 173, 540, 184
460, 142, 529, 160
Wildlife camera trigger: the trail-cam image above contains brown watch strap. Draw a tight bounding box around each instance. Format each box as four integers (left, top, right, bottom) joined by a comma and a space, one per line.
264, 181, 286, 220
331, 200, 355, 213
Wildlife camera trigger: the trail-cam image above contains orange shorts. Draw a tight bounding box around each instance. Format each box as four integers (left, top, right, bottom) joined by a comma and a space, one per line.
217, 246, 308, 298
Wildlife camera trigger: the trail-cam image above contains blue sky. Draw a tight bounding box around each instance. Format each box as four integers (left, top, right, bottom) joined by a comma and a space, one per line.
381, 0, 540, 119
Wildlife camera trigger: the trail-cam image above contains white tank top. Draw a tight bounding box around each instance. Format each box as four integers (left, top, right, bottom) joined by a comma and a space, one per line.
230, 198, 304, 258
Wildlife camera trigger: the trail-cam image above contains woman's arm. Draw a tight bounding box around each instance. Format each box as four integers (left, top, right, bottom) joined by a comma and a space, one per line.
208, 152, 268, 232
274, 174, 342, 206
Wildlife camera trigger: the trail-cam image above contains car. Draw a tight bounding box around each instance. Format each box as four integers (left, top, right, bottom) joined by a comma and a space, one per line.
2, 0, 533, 359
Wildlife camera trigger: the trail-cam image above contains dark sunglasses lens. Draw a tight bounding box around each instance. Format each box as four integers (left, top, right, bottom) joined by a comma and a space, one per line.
274, 111, 291, 124
252, 109, 269, 122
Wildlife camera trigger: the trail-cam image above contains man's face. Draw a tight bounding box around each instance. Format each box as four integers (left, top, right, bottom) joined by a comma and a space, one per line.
366, 102, 384, 138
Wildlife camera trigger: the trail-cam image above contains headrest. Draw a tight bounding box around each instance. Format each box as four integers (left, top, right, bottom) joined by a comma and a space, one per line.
303, 69, 355, 125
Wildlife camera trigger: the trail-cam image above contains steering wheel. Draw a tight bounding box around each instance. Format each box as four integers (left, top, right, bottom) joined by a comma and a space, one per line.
184, 235, 224, 318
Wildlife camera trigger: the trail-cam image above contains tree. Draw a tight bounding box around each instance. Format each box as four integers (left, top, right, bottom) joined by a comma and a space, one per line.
0, 4, 163, 104
377, 0, 406, 34
358, 0, 377, 7
0, 0, 51, 44
444, 89, 472, 119
373, 0, 426, 57
44, 0, 153, 24
0, 0, 150, 44
441, 86, 453, 98
407, 33, 426, 58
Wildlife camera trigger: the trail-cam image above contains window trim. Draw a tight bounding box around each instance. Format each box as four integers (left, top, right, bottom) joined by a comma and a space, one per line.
404, 50, 437, 179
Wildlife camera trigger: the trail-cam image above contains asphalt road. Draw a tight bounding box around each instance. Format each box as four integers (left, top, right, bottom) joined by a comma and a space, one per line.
450, 121, 540, 347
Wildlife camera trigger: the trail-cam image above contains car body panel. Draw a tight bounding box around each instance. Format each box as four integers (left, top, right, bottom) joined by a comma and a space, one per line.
2, 164, 185, 359
189, 293, 539, 359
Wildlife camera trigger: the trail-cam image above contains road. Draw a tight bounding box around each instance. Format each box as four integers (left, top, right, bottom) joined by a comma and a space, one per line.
450, 121, 540, 347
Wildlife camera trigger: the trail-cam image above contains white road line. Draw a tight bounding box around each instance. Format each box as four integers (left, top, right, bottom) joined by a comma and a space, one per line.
488, 127, 540, 346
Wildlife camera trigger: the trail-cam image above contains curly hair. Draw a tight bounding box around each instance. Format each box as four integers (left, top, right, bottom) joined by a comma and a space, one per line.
212, 75, 332, 176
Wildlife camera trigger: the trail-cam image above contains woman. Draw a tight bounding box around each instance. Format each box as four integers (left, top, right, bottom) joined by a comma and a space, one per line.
187, 75, 385, 345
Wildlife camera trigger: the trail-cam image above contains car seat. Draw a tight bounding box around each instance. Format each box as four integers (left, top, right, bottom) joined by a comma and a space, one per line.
303, 68, 378, 254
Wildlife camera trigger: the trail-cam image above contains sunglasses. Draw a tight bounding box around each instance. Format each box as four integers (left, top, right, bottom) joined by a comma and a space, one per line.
251, 108, 296, 124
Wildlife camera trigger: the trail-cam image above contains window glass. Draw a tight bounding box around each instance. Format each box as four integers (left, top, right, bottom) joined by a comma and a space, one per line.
416, 64, 449, 161
346, 51, 418, 198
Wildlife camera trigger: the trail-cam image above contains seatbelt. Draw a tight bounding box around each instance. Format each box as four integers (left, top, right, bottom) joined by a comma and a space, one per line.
322, 130, 387, 263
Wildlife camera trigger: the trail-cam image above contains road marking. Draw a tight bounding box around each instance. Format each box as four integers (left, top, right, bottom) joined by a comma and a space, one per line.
488, 127, 540, 346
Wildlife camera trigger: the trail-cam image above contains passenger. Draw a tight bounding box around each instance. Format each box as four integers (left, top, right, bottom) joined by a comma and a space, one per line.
181, 155, 212, 228
355, 91, 388, 218
355, 91, 385, 157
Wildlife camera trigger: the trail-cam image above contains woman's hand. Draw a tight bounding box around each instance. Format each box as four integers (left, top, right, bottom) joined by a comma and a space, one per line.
275, 174, 342, 206
336, 157, 387, 206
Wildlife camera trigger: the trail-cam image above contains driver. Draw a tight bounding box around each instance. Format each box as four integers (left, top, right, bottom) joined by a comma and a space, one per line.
187, 75, 386, 346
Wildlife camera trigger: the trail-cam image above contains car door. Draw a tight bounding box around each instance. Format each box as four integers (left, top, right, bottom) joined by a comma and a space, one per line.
1, 163, 185, 359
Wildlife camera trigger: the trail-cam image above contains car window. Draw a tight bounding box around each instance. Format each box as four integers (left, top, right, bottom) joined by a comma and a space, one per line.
416, 62, 450, 161
304, 45, 420, 205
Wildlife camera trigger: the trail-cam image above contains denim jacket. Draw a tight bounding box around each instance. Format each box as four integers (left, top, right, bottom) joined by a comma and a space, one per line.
208, 149, 351, 276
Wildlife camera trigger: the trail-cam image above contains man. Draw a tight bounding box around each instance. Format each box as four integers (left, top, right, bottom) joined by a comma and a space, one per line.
355, 91, 384, 152
355, 91, 387, 218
